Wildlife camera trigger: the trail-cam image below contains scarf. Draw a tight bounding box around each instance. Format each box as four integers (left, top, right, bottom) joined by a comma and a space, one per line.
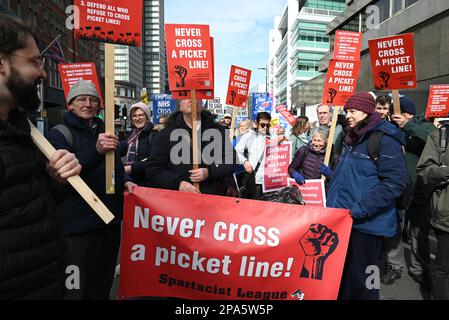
124, 123, 150, 165
344, 112, 382, 146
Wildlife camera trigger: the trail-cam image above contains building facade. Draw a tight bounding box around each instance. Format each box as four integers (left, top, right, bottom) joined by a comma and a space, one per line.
142, 0, 168, 96
269, 0, 345, 112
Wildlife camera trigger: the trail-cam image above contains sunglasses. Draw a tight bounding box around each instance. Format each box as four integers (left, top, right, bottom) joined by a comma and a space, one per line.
259, 122, 270, 129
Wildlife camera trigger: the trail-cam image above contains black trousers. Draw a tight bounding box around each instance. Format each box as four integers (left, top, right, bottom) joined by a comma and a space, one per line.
338, 230, 383, 300
65, 223, 121, 300
432, 228, 449, 299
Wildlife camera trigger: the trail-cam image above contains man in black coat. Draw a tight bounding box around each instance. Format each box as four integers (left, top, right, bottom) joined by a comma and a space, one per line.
146, 99, 235, 195
0, 14, 81, 299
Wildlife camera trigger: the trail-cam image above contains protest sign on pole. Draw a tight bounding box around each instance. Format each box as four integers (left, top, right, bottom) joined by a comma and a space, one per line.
226, 65, 252, 108
275, 104, 296, 126
263, 141, 292, 193
152, 94, 176, 124
321, 60, 361, 106
251, 93, 273, 121
74, 0, 143, 46
368, 33, 417, 91
333, 31, 362, 61
425, 85, 449, 119
288, 179, 326, 207
323, 106, 340, 169
119, 187, 352, 300
58, 62, 104, 109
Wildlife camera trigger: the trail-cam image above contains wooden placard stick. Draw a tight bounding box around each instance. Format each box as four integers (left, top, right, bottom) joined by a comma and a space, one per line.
434, 118, 440, 128
191, 89, 201, 190
392, 90, 401, 115
323, 105, 341, 169
230, 106, 238, 141
28, 120, 115, 224
105, 43, 115, 194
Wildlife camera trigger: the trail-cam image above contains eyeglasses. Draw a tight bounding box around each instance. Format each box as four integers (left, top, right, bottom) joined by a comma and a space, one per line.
73, 96, 100, 105
259, 122, 270, 129
4, 53, 46, 70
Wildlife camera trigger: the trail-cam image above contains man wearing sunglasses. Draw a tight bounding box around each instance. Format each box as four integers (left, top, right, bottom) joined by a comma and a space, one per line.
235, 112, 272, 199
0, 14, 81, 299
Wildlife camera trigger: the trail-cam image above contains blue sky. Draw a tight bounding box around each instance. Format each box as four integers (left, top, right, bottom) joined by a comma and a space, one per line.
165, 0, 286, 101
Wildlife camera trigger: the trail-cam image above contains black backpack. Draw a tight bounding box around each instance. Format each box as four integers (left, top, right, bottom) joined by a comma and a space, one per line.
367, 131, 413, 210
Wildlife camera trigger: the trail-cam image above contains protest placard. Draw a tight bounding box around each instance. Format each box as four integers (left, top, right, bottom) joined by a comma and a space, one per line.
58, 62, 103, 109
263, 141, 292, 193
333, 30, 362, 61
321, 60, 361, 106
251, 93, 273, 121
368, 33, 417, 90
226, 65, 252, 108
425, 84, 449, 119
275, 105, 296, 126
119, 187, 352, 300
288, 179, 326, 207
152, 94, 176, 124
74, 0, 142, 46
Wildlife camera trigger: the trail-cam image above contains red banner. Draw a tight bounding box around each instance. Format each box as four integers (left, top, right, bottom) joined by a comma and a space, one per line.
289, 179, 326, 207
58, 62, 104, 109
368, 33, 417, 90
426, 84, 449, 118
322, 59, 361, 106
74, 0, 142, 47
119, 187, 352, 300
275, 105, 296, 126
226, 65, 252, 108
165, 24, 213, 92
333, 31, 362, 61
263, 141, 292, 193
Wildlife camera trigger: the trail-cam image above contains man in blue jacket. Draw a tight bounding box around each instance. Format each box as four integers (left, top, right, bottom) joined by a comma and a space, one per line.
47, 80, 136, 299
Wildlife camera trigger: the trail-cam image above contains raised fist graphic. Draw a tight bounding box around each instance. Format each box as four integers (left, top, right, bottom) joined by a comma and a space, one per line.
326, 88, 337, 104
174, 65, 187, 88
299, 224, 339, 280
229, 90, 237, 104
378, 71, 390, 89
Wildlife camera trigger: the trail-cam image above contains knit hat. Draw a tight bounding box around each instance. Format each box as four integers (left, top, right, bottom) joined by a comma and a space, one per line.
67, 79, 100, 105
390, 96, 416, 115
129, 102, 151, 121
344, 92, 376, 115
223, 113, 232, 119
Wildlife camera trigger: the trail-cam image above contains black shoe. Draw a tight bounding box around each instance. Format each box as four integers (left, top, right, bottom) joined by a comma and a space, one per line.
408, 272, 432, 292
381, 266, 402, 285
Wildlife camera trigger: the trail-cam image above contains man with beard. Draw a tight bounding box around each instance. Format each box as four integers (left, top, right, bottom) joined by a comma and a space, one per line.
0, 14, 81, 299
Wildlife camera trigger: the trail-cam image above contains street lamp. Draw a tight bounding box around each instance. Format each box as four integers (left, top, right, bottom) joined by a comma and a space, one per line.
258, 66, 268, 94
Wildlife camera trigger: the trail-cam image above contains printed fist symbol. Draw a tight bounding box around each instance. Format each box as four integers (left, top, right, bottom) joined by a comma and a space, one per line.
299, 224, 339, 280
174, 65, 187, 88
378, 71, 391, 89
326, 88, 337, 104
229, 90, 237, 104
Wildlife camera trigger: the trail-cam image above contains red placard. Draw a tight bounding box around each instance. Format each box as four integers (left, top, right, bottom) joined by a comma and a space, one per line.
171, 89, 214, 100
58, 62, 104, 109
119, 187, 352, 300
333, 31, 362, 61
165, 24, 213, 91
288, 179, 326, 207
426, 84, 449, 118
263, 141, 291, 193
226, 65, 252, 108
275, 104, 296, 126
368, 33, 417, 90
74, 0, 142, 47
322, 59, 361, 106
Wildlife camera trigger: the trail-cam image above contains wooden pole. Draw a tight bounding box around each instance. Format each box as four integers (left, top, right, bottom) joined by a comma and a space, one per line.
191, 89, 200, 190
105, 43, 115, 194
323, 105, 340, 167
28, 120, 114, 224
230, 106, 238, 141
392, 90, 401, 115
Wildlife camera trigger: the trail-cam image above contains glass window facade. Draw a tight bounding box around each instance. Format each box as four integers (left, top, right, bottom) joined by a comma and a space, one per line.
303, 0, 346, 11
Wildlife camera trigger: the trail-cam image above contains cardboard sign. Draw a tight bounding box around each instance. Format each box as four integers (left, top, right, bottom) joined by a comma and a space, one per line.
322, 60, 361, 106
235, 107, 249, 127
263, 141, 292, 193
58, 62, 104, 109
426, 84, 449, 118
119, 187, 352, 300
226, 65, 252, 108
74, 0, 142, 47
165, 24, 213, 92
251, 93, 273, 121
368, 33, 417, 90
152, 94, 176, 124
333, 31, 362, 61
275, 105, 296, 126
288, 179, 326, 207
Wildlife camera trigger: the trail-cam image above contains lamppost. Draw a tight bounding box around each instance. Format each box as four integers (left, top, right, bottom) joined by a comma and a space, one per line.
258, 66, 268, 94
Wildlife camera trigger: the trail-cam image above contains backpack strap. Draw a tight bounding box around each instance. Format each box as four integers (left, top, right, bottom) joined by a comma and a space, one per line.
53, 124, 74, 149
440, 125, 448, 156
367, 131, 384, 161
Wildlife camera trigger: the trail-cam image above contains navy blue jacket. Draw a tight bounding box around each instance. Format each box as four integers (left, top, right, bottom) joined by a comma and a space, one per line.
46, 112, 127, 235
327, 121, 406, 237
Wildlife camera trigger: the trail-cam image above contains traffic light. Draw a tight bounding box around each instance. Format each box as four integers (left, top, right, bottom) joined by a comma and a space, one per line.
121, 106, 127, 120
115, 104, 120, 119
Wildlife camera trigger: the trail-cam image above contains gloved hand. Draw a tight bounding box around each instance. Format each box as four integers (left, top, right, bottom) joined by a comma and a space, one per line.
320, 163, 332, 177
292, 171, 306, 185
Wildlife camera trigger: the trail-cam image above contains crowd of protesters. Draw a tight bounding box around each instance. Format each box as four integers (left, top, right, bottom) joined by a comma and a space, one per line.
2, 13, 449, 301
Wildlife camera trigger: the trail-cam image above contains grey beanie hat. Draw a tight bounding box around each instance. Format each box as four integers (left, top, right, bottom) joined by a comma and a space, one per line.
67, 79, 100, 104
